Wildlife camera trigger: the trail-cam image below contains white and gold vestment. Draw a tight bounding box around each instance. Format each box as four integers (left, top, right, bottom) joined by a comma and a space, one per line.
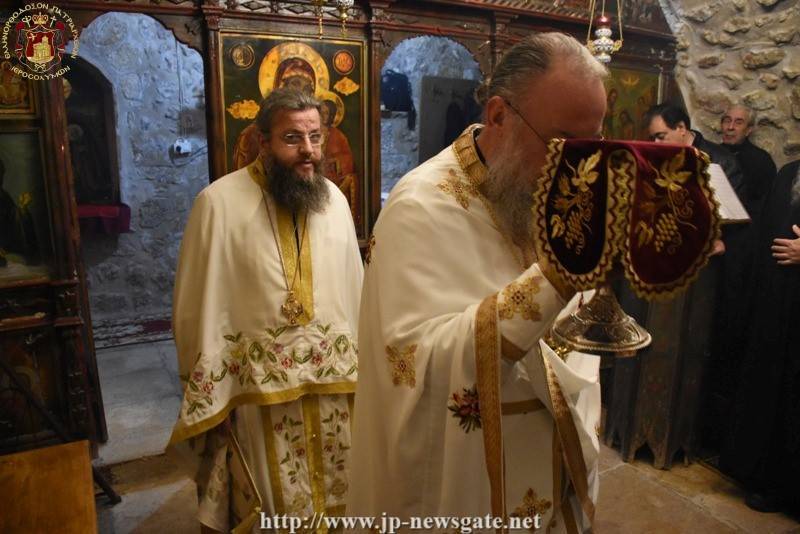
348, 126, 601, 533
168, 160, 363, 532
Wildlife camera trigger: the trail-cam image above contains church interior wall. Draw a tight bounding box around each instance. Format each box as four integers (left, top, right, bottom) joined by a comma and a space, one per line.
380, 36, 482, 199
660, 0, 800, 167
74, 12, 209, 347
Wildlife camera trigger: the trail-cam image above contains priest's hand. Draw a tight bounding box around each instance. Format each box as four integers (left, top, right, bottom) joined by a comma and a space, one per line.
711, 239, 726, 256
772, 224, 800, 266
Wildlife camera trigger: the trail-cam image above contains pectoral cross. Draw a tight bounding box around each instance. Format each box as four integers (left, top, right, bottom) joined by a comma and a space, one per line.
281, 291, 304, 325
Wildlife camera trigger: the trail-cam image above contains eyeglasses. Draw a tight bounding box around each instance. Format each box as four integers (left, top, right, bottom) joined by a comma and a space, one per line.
280, 132, 324, 147
503, 99, 549, 147
504, 99, 605, 142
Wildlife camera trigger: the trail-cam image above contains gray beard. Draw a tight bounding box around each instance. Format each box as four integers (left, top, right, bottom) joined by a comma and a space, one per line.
480, 138, 536, 250
264, 155, 330, 214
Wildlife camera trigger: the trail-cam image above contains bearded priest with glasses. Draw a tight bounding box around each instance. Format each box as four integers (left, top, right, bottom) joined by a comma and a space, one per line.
348, 33, 609, 533
168, 88, 363, 533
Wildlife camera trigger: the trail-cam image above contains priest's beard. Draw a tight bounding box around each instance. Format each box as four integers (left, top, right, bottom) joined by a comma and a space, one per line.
264, 155, 330, 214
480, 130, 537, 250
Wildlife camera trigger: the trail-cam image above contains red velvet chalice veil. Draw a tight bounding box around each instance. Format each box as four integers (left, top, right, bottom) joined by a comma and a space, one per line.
533, 139, 721, 299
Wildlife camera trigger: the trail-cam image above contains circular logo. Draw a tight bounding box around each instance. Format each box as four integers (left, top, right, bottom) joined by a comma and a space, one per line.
230, 43, 255, 69
1, 3, 80, 81
333, 50, 355, 75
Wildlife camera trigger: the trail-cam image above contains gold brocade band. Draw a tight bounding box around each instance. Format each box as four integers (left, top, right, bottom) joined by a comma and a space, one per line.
542, 356, 596, 525
248, 158, 315, 325
548, 423, 563, 534
261, 406, 286, 515
277, 202, 314, 325
302, 396, 328, 533
169, 381, 357, 445
561, 485, 581, 534
475, 293, 506, 530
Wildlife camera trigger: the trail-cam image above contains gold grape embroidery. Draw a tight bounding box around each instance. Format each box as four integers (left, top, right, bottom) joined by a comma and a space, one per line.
635, 150, 697, 255
549, 150, 602, 255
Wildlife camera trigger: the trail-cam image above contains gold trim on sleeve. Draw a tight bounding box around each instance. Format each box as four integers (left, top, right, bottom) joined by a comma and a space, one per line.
501, 336, 527, 362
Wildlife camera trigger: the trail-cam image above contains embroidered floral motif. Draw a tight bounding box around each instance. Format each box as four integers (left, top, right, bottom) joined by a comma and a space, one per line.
447, 385, 481, 433
365, 234, 376, 265
276, 414, 307, 485
181, 323, 358, 417
511, 488, 552, 529
386, 344, 417, 387
635, 150, 698, 255
321, 405, 350, 475
549, 150, 602, 255
499, 276, 543, 321
437, 169, 478, 210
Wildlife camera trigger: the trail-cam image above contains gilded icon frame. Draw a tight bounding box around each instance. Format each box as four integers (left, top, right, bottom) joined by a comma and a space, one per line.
0, 61, 37, 118
218, 32, 369, 239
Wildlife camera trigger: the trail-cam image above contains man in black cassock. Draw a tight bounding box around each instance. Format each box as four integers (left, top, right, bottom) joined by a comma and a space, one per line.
720, 105, 777, 219
705, 107, 779, 435
721, 159, 800, 513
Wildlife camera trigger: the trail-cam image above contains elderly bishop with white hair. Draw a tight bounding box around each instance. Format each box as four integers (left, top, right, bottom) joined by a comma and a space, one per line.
349, 33, 609, 532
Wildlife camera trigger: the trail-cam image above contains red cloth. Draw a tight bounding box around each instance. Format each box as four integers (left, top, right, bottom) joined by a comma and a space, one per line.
533, 139, 720, 299
77, 203, 131, 234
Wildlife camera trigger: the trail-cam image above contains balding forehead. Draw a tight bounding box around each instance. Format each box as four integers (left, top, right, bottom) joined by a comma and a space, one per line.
724, 105, 752, 121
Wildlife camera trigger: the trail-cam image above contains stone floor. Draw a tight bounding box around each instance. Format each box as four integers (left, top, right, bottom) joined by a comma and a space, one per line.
93, 340, 800, 533
95, 340, 182, 465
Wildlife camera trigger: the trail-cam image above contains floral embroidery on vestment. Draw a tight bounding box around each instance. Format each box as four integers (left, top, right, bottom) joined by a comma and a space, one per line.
447, 385, 481, 433
181, 323, 357, 418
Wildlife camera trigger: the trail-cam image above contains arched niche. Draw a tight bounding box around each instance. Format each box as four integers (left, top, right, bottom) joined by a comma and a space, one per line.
379, 36, 484, 201
62, 57, 120, 206
72, 11, 208, 347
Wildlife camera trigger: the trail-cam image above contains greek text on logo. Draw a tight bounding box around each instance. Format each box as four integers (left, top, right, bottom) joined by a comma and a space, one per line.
2, 3, 80, 80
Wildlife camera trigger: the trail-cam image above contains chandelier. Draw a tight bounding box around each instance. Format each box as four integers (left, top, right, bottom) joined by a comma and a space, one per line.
586, 0, 624, 63
312, 0, 354, 38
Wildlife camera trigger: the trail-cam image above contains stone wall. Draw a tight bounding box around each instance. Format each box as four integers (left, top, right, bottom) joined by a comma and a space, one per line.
76, 13, 208, 346
380, 36, 483, 198
660, 0, 800, 167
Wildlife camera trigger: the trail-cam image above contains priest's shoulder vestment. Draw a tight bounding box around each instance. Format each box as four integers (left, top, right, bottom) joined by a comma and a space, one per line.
349, 126, 601, 533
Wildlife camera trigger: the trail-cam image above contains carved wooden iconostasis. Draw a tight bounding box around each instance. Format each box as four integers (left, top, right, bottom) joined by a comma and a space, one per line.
0, 72, 105, 453
54, 0, 676, 244
0, 0, 676, 453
